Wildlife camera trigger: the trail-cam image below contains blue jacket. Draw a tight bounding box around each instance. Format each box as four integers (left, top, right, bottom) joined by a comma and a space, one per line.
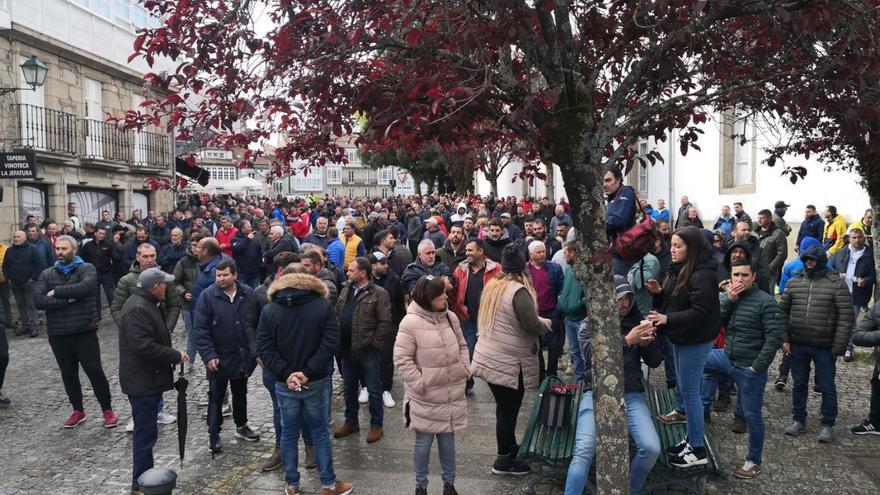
779, 237, 822, 293
28, 237, 54, 273
828, 244, 876, 307
544, 261, 565, 296
3, 242, 42, 285
193, 281, 258, 379
191, 255, 225, 312
327, 237, 344, 268
159, 242, 187, 273
605, 185, 637, 242
796, 214, 825, 248
651, 208, 670, 223
230, 232, 263, 275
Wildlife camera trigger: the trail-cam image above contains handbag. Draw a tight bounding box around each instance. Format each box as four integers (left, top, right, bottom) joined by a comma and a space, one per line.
538, 384, 579, 428
614, 195, 659, 263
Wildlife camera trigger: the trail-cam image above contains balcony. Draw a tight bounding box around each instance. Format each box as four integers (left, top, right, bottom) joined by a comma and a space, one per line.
9, 104, 171, 170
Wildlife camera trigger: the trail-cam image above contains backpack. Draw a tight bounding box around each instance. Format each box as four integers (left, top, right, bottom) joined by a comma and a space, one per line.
614, 198, 659, 263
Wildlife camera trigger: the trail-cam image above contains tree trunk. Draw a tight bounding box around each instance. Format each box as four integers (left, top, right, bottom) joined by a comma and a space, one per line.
560, 158, 630, 495
484, 170, 499, 197
866, 185, 880, 300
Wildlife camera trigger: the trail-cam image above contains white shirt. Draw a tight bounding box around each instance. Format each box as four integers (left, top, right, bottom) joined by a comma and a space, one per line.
845, 244, 865, 293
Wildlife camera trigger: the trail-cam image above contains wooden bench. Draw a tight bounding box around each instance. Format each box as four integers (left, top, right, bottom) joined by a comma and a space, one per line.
517, 376, 583, 494
643, 377, 726, 494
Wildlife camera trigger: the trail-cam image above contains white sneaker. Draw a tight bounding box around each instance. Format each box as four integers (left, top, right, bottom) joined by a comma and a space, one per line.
358, 387, 368, 404
222, 404, 232, 417
125, 418, 134, 433
382, 391, 395, 408
157, 411, 177, 425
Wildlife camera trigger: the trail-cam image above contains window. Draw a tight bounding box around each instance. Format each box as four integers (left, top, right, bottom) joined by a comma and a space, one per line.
203, 149, 230, 160
720, 109, 756, 192
345, 149, 361, 166
348, 188, 354, 198
637, 141, 649, 195
274, 181, 284, 194
68, 187, 119, 224
131, 5, 148, 28
377, 167, 393, 185
364, 188, 370, 197
113, 0, 130, 21
292, 166, 323, 191
347, 170, 355, 184
92, 0, 112, 18
207, 166, 236, 181
326, 166, 342, 184
19, 184, 48, 224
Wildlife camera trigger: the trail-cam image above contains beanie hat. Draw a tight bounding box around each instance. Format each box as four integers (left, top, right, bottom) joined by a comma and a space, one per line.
500, 243, 527, 274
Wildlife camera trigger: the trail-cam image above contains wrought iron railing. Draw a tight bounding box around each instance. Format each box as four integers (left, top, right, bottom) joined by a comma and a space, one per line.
132, 130, 172, 169
11, 103, 78, 154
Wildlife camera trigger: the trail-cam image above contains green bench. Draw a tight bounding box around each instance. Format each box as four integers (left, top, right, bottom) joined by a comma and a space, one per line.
643, 377, 726, 494
517, 376, 584, 494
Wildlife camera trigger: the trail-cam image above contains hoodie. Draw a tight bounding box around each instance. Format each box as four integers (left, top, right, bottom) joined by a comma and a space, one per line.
256, 273, 338, 382
778, 237, 821, 294
724, 236, 772, 294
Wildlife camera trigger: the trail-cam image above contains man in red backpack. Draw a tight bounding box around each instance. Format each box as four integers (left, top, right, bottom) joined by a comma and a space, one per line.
604, 166, 638, 276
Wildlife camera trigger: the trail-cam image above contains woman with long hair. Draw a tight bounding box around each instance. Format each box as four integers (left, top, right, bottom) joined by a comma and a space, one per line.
645, 226, 721, 468
394, 276, 470, 495
471, 244, 551, 476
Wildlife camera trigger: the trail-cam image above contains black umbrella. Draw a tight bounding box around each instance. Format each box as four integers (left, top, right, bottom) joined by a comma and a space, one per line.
173, 362, 189, 461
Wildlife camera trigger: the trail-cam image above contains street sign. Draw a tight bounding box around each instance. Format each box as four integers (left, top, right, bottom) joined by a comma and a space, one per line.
0, 151, 36, 179
397, 170, 409, 183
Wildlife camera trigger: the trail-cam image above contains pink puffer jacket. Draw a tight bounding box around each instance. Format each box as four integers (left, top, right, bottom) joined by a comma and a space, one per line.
394, 301, 470, 434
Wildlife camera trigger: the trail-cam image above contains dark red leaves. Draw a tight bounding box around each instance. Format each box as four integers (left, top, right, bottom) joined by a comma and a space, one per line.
405, 28, 422, 48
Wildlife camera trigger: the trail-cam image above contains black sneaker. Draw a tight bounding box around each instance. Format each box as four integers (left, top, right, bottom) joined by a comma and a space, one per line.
774, 376, 787, 391
443, 484, 459, 495
704, 410, 712, 424
491, 455, 530, 476
415, 488, 427, 495
208, 438, 223, 455
665, 437, 688, 455
465, 383, 475, 397
731, 416, 747, 434
668, 443, 708, 468
0, 390, 10, 407
235, 425, 261, 442
850, 420, 880, 436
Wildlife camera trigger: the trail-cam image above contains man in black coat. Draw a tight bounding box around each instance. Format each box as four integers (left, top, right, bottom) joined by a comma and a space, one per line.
370, 252, 404, 407
3, 231, 41, 337
81, 227, 116, 320
193, 259, 261, 453
118, 267, 189, 493
231, 221, 263, 289
33, 235, 116, 428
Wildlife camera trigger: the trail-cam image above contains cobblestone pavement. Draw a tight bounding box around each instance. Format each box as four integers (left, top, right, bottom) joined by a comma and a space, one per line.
0, 312, 878, 494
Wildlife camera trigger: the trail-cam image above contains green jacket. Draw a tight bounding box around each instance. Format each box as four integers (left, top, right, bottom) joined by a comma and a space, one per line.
756, 223, 788, 276
719, 286, 784, 373
779, 266, 853, 355
627, 253, 661, 316
111, 262, 181, 332
557, 266, 586, 321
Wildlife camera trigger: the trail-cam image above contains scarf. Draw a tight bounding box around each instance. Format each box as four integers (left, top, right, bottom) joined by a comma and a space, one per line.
54, 256, 84, 275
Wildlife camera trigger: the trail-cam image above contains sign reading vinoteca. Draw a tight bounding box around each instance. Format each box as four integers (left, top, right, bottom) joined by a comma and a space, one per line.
0, 151, 36, 179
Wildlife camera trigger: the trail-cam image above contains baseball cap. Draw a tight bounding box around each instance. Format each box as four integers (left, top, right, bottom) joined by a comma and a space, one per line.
425, 217, 438, 225
614, 275, 634, 300
500, 212, 512, 219
137, 267, 175, 290
774, 201, 790, 208
368, 252, 387, 264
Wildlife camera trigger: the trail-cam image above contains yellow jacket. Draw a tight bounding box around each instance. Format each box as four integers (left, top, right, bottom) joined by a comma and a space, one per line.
823, 214, 847, 255
0, 243, 6, 284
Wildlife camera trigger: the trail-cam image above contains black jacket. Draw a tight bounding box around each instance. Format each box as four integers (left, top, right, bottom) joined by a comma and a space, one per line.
375, 271, 405, 327
828, 245, 876, 307
159, 242, 187, 274
579, 304, 662, 394
263, 236, 296, 266
151, 225, 170, 246
3, 242, 42, 285
33, 261, 98, 336
654, 250, 721, 345
81, 239, 114, 274
257, 273, 338, 382
231, 232, 263, 275
118, 288, 181, 396
193, 281, 258, 379
724, 239, 772, 294
483, 237, 511, 263
852, 302, 880, 376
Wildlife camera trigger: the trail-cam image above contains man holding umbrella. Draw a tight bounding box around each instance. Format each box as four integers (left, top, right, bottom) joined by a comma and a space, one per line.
118, 267, 189, 495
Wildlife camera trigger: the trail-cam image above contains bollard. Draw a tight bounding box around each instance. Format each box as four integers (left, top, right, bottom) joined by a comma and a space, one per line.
137, 467, 177, 495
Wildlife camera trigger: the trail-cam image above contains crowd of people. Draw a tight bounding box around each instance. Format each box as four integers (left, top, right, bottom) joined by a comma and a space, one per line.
0, 171, 878, 494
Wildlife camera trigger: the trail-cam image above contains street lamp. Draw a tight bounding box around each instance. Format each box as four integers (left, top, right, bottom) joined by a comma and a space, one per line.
0, 56, 49, 96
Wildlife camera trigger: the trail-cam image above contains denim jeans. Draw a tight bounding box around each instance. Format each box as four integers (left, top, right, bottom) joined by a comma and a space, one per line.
790, 344, 838, 426
275, 378, 336, 489
10, 282, 37, 330
262, 368, 282, 447
777, 350, 791, 379
565, 391, 660, 495
564, 318, 585, 382
182, 309, 197, 361
700, 349, 768, 463
459, 318, 478, 390
673, 341, 712, 448
128, 394, 162, 491
95, 272, 115, 318
340, 350, 383, 428
413, 431, 456, 489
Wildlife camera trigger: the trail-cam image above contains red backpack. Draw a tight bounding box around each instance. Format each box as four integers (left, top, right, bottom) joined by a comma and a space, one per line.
613, 198, 659, 263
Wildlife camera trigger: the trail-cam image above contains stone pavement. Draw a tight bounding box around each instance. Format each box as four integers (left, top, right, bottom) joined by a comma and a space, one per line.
0, 312, 878, 495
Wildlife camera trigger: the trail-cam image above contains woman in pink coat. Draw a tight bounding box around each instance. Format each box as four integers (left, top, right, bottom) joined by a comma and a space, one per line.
394, 276, 470, 495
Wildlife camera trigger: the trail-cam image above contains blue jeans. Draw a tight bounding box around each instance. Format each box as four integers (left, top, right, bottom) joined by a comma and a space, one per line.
340, 350, 383, 428
700, 350, 768, 463
182, 309, 197, 361
672, 341, 712, 448
275, 378, 336, 489
460, 319, 478, 390
565, 391, 660, 495
262, 368, 282, 447
413, 431, 456, 489
128, 394, 162, 491
564, 318, 585, 382
239, 272, 261, 289
790, 344, 838, 426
